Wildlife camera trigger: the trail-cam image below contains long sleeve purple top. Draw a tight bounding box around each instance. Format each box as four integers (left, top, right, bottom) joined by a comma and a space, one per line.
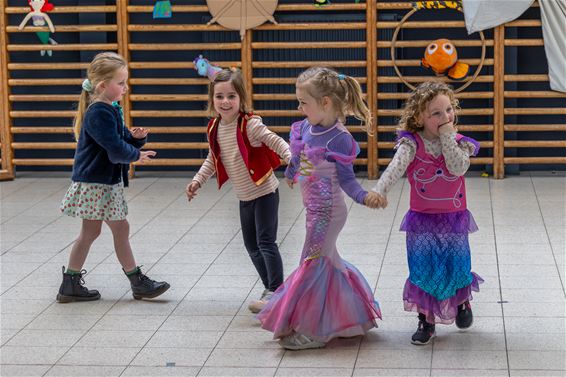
285, 120, 368, 204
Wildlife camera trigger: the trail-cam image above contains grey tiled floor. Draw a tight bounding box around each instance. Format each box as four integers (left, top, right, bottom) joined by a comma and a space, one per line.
1, 174, 565, 377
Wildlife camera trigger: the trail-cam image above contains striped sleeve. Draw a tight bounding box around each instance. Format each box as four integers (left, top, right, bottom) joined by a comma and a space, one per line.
192, 150, 216, 187
247, 116, 291, 163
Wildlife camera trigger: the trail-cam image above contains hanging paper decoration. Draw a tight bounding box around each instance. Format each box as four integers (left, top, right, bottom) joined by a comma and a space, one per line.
193, 55, 222, 81
153, 0, 172, 19
206, 0, 278, 40
314, 0, 330, 7
412, 1, 462, 11
421, 39, 469, 80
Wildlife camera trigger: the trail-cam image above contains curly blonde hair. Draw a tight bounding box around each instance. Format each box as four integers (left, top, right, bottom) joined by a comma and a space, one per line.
296, 67, 373, 135
398, 81, 460, 133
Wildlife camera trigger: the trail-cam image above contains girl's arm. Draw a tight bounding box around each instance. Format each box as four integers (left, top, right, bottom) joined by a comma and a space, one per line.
327, 133, 367, 204
247, 117, 291, 163
284, 120, 305, 181
191, 150, 216, 187
371, 139, 416, 196
85, 107, 140, 164
439, 132, 477, 176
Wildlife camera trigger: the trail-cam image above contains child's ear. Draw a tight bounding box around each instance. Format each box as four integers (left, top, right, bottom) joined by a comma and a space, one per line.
321, 96, 331, 109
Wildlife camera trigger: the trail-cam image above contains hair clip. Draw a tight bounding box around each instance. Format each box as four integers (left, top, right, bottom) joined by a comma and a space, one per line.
82, 79, 93, 92
337, 73, 345, 80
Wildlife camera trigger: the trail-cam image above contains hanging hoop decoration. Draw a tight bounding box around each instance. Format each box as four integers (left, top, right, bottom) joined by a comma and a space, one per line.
390, 4, 486, 93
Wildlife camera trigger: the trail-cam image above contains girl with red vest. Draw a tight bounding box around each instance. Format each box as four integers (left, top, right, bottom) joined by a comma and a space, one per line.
371, 81, 483, 345
186, 68, 291, 313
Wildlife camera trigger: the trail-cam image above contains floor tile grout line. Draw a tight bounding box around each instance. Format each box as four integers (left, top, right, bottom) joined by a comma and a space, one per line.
530, 176, 566, 297
0, 179, 70, 227
0, 178, 40, 205
351, 178, 406, 376
489, 178, 512, 377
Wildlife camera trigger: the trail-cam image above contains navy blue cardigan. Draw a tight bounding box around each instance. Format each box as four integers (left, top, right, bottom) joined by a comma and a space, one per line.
71, 102, 145, 187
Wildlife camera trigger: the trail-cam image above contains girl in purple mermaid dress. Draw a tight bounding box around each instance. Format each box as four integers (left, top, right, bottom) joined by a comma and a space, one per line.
257, 67, 383, 350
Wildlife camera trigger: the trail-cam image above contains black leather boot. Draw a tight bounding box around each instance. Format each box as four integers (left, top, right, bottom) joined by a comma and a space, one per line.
56, 266, 101, 303
124, 267, 170, 300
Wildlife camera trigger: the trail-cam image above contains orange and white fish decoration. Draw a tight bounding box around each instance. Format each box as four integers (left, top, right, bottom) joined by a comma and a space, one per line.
421, 38, 469, 80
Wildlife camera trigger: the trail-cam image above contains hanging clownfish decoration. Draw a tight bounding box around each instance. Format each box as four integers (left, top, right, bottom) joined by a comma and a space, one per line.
421, 38, 469, 80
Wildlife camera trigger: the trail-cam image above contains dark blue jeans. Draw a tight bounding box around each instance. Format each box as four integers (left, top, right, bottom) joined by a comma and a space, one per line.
239, 189, 283, 292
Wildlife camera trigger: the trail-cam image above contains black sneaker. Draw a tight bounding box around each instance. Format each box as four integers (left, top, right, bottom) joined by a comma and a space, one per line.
456, 301, 473, 329
411, 314, 436, 345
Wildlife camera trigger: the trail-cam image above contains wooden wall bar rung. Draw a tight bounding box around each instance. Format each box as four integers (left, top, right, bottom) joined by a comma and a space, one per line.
252, 42, 366, 49
8, 63, 90, 70
128, 24, 226, 32
127, 5, 210, 13
378, 58, 494, 67
378, 76, 494, 83
504, 108, 566, 115
7, 25, 117, 32
129, 43, 241, 51
8, 44, 118, 51
505, 157, 566, 164
505, 91, 566, 98
254, 78, 368, 85
5, 6, 116, 13
378, 92, 494, 100
10, 95, 78, 101
9, 78, 82, 86
129, 94, 207, 102
11, 127, 73, 134
10, 111, 75, 118
130, 61, 240, 69
504, 141, 566, 148
256, 23, 366, 30
504, 124, 566, 131
253, 61, 367, 68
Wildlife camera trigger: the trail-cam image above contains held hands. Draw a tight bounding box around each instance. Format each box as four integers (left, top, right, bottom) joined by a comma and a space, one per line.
136, 150, 156, 164
285, 178, 295, 189
131, 127, 149, 139
186, 181, 201, 201
364, 191, 388, 209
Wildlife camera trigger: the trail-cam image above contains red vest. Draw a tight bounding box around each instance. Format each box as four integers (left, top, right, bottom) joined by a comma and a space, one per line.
207, 112, 281, 189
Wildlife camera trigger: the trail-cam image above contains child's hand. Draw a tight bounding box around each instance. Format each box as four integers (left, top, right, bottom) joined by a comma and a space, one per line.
286, 178, 294, 189
136, 150, 156, 164
186, 181, 200, 201
131, 127, 149, 139
438, 121, 456, 135
364, 192, 388, 209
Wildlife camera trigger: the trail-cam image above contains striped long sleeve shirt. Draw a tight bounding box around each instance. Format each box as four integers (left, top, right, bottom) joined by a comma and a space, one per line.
192, 115, 291, 202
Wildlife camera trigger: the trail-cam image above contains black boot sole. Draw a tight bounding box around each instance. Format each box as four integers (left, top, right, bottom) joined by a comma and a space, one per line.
411, 332, 436, 345
132, 283, 170, 300
56, 292, 101, 303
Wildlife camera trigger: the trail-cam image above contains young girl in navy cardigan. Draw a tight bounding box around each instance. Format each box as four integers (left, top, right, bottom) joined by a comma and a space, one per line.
58, 52, 169, 302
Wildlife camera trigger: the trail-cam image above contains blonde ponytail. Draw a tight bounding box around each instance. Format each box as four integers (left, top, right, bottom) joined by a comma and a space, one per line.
296, 67, 373, 135
342, 76, 373, 135
73, 89, 89, 140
